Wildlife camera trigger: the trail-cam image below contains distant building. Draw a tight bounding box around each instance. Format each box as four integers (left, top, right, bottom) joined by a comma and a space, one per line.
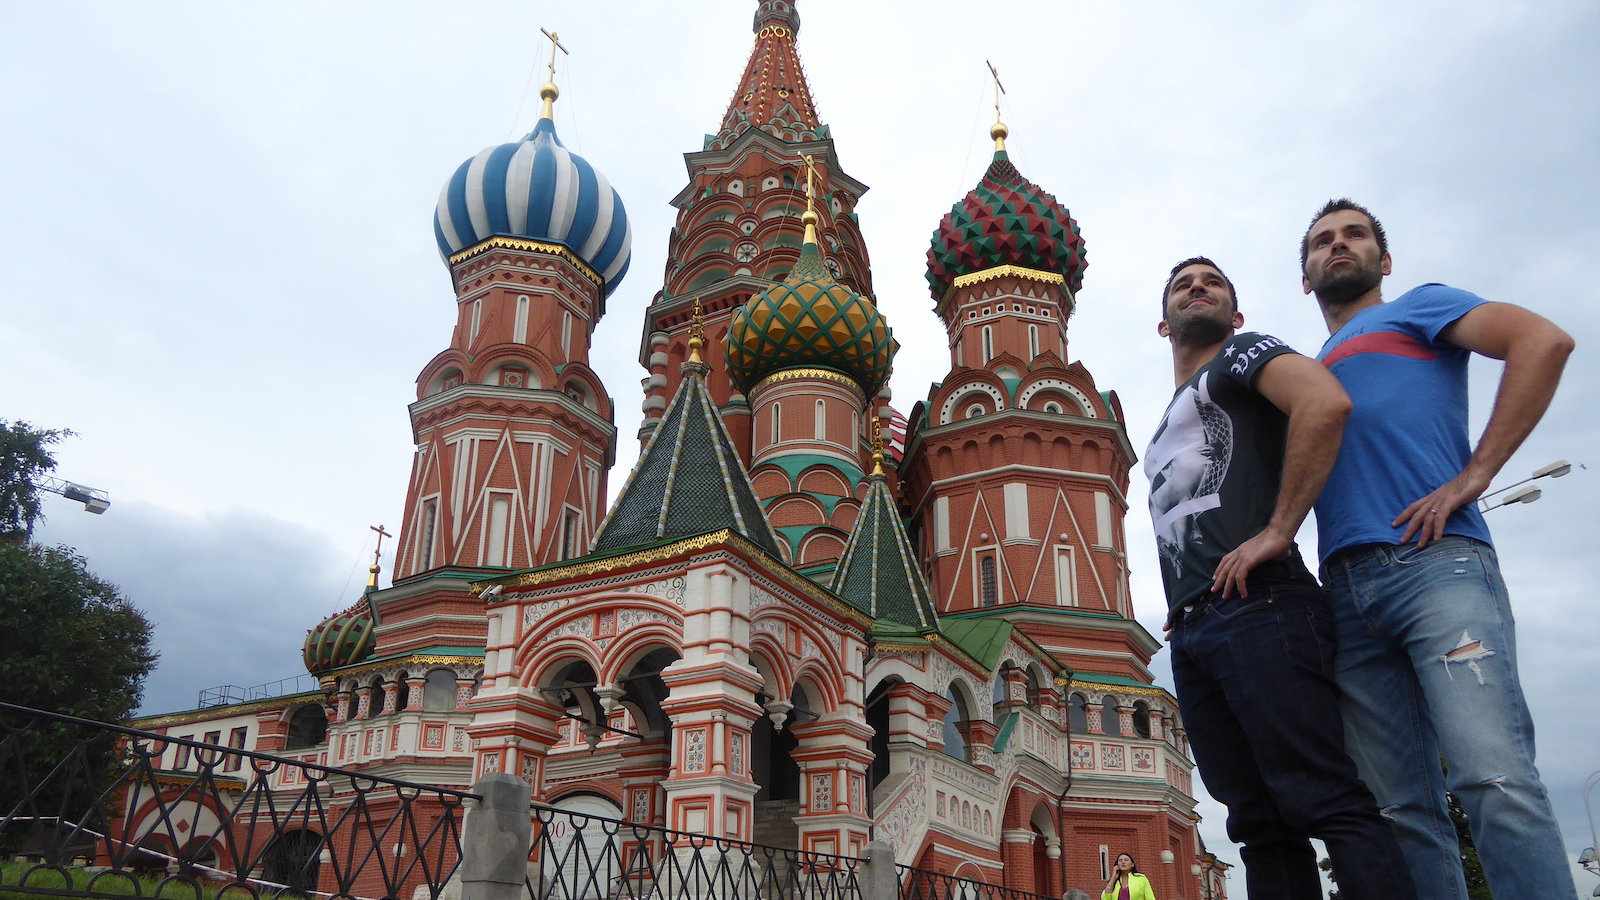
128, 3, 1227, 897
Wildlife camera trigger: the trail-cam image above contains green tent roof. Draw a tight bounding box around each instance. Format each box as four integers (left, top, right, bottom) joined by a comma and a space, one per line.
936, 617, 1014, 671
830, 473, 938, 629
592, 364, 781, 557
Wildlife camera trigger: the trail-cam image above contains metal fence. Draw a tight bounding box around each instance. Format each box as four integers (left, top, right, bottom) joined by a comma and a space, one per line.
896, 865, 1055, 900
0, 701, 471, 900
3, 701, 1061, 900
525, 801, 865, 900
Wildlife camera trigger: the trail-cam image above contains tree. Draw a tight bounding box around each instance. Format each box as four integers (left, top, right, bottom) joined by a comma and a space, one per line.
0, 542, 157, 719
1448, 791, 1494, 900
0, 419, 70, 540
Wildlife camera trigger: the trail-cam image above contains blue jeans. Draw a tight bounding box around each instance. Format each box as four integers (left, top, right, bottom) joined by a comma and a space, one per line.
1170, 559, 1412, 900
1321, 537, 1575, 899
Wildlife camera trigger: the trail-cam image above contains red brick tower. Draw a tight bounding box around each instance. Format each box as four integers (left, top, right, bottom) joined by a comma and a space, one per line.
901, 118, 1153, 682
634, 0, 880, 460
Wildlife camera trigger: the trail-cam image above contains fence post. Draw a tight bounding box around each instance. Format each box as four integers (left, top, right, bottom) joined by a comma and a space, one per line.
861, 839, 898, 900
461, 773, 532, 900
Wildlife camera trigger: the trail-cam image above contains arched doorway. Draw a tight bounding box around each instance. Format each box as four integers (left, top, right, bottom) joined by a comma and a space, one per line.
865, 680, 894, 795
752, 684, 808, 802
261, 829, 323, 894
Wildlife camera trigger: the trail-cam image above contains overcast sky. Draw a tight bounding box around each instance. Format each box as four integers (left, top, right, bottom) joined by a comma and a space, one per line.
7, 1, 1597, 894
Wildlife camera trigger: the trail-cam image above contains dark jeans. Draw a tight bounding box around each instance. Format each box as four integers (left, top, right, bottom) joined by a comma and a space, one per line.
1169, 558, 1415, 900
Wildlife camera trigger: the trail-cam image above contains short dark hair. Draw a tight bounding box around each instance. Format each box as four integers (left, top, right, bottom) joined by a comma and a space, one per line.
1161, 256, 1237, 318
1300, 198, 1389, 271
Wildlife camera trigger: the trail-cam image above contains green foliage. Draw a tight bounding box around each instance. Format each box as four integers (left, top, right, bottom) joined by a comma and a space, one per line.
0, 542, 157, 717
0, 861, 279, 900
0, 420, 70, 540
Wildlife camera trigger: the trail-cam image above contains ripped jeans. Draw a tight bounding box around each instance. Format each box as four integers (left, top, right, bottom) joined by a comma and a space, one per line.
1321, 536, 1575, 900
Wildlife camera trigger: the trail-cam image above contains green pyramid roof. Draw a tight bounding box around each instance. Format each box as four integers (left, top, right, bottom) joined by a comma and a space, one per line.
592, 365, 782, 557
830, 473, 938, 630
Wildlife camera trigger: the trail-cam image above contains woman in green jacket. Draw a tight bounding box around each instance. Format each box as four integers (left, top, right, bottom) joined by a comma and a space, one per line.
1101, 853, 1155, 900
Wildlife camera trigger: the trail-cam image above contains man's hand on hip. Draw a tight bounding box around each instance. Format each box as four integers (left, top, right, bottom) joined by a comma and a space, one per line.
1212, 526, 1292, 599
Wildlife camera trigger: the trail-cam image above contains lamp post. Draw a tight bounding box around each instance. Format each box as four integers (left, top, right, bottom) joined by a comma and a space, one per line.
1478, 459, 1580, 514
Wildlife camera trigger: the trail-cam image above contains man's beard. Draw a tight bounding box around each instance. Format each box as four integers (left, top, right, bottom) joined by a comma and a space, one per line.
1168, 310, 1232, 346
1311, 257, 1383, 307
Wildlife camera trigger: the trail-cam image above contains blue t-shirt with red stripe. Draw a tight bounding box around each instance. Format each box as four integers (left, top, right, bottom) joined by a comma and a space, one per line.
1313, 283, 1494, 561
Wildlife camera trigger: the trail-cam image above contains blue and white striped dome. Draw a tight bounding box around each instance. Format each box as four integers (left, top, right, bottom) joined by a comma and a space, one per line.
433, 117, 632, 297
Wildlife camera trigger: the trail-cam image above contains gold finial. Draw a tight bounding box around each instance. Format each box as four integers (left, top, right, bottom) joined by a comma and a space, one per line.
800, 152, 825, 243
687, 297, 705, 364
870, 419, 886, 477
367, 523, 392, 590
986, 59, 1008, 151
539, 27, 569, 121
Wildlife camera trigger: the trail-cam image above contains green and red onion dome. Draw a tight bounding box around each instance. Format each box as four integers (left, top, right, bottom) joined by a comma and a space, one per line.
925, 149, 1087, 300
724, 239, 896, 397
303, 600, 376, 676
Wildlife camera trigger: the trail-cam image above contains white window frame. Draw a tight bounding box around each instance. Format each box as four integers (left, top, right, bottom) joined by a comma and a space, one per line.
934, 496, 952, 552
415, 496, 440, 571
1094, 491, 1113, 548
771, 401, 782, 444
514, 295, 530, 344
981, 326, 994, 364
561, 310, 572, 357
972, 545, 1001, 608
1028, 324, 1039, 358
1003, 482, 1029, 540
469, 299, 482, 346
559, 505, 584, 561
814, 399, 826, 440
482, 491, 514, 567
1053, 544, 1078, 607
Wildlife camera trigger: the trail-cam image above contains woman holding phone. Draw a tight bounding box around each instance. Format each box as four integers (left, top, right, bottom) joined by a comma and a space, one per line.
1101, 853, 1154, 900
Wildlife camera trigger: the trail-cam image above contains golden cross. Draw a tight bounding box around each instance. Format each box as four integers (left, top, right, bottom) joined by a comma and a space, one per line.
985, 59, 1006, 124
541, 27, 568, 85
870, 419, 885, 476
370, 523, 392, 560
687, 297, 705, 364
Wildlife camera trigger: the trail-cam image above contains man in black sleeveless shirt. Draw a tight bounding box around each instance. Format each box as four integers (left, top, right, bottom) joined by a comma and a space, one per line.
1145, 257, 1411, 899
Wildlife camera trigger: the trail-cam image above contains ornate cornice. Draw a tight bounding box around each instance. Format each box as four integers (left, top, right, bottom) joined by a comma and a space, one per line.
320, 653, 484, 684
128, 691, 324, 729
749, 366, 865, 398
447, 237, 602, 288
478, 529, 872, 631
950, 264, 1063, 291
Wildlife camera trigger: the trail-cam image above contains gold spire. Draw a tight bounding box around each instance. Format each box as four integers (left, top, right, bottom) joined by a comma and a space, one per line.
539, 27, 569, 121
687, 297, 705, 364
367, 523, 392, 590
986, 59, 1008, 151
801, 153, 820, 246
870, 419, 886, 477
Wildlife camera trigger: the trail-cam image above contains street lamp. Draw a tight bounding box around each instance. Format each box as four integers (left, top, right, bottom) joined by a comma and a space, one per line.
1478, 459, 1579, 514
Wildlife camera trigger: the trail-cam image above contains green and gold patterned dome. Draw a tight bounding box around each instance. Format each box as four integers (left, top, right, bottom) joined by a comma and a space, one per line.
302, 599, 376, 677
724, 232, 896, 396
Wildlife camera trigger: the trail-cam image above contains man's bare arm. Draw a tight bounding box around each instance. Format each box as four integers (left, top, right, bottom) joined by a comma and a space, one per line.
1394, 301, 1575, 545
1212, 353, 1351, 598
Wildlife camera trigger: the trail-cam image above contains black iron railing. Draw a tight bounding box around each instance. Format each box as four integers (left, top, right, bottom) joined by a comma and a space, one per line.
0, 701, 472, 900
896, 865, 1053, 900
525, 802, 865, 900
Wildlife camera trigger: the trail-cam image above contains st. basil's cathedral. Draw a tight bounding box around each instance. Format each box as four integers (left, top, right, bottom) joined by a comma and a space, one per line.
129, 3, 1231, 898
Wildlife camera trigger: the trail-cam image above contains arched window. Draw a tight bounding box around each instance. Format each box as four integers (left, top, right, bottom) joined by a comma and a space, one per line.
1133, 701, 1152, 739
394, 672, 410, 712
941, 686, 969, 762
1101, 696, 1122, 737
1028, 325, 1039, 358
1025, 667, 1042, 706
981, 326, 994, 363
365, 676, 384, 718
1042, 401, 1062, 414
771, 401, 782, 444
423, 670, 457, 712
1068, 693, 1088, 735
815, 399, 826, 439
965, 404, 984, 420
285, 705, 327, 750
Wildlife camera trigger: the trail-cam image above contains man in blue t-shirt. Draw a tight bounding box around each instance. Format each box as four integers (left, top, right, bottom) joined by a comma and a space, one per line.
1301, 198, 1576, 900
